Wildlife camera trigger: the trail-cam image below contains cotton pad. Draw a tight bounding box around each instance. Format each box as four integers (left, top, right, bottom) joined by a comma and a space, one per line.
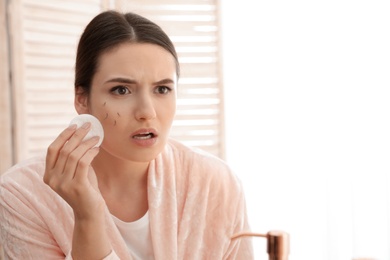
69, 114, 104, 147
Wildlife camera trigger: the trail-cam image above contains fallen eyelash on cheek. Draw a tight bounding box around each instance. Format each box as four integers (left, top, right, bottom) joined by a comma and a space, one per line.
102, 101, 121, 126
113, 112, 121, 126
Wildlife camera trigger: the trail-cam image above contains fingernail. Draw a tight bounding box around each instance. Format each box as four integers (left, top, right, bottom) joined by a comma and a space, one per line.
82, 122, 91, 129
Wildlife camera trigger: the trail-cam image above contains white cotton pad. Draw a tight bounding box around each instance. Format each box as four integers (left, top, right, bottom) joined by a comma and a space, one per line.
69, 114, 104, 147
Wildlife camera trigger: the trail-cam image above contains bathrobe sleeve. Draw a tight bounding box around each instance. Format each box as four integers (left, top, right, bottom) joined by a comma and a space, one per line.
0, 158, 124, 260
0, 171, 68, 259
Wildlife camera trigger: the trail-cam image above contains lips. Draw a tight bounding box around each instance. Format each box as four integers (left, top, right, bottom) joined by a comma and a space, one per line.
133, 132, 155, 140
131, 128, 158, 147
131, 128, 158, 140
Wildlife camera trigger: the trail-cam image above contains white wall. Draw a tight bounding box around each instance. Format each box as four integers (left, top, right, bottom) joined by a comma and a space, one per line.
220, 1, 390, 259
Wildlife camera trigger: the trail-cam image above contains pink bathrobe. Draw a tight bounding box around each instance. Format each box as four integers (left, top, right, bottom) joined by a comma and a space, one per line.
0, 139, 253, 259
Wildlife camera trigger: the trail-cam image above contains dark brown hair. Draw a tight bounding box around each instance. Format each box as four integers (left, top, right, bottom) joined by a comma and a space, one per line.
74, 10, 180, 94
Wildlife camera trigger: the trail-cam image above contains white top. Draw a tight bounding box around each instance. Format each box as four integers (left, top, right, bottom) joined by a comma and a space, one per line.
112, 212, 154, 260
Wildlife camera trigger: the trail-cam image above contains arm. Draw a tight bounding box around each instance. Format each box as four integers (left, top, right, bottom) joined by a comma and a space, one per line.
44, 123, 111, 259
0, 183, 66, 258
224, 183, 254, 260
0, 185, 118, 260
71, 212, 111, 259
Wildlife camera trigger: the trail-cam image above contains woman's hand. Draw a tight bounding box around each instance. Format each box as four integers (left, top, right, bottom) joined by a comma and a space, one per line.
44, 122, 104, 220
44, 122, 112, 259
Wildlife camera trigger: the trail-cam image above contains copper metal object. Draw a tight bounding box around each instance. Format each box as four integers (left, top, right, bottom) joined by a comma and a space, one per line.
231, 230, 289, 260
267, 230, 289, 260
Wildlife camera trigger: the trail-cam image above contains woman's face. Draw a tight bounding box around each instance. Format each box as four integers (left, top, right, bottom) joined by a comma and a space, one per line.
77, 43, 177, 162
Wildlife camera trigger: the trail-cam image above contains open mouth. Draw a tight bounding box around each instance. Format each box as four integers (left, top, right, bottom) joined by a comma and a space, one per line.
133, 132, 155, 140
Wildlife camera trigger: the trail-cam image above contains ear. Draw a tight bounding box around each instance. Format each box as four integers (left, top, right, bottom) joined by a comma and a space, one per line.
74, 86, 90, 114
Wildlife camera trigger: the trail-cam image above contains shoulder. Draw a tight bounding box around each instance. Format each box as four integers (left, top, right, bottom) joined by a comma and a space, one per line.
165, 139, 243, 193
0, 156, 46, 191
166, 138, 230, 171
0, 155, 65, 221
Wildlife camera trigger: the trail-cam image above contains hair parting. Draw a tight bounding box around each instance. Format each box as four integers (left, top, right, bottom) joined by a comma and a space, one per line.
74, 10, 180, 95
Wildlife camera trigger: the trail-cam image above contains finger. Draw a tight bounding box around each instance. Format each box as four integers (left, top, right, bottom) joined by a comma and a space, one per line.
45, 140, 99, 199
46, 124, 77, 170
54, 122, 92, 173
61, 136, 100, 180
73, 146, 100, 183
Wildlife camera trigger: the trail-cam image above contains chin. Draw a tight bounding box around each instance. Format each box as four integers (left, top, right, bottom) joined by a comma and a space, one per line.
122, 146, 165, 163
130, 149, 158, 161
102, 138, 167, 162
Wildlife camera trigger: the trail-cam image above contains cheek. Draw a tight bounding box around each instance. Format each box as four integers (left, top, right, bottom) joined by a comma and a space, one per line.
95, 101, 124, 128
161, 103, 176, 124
167, 100, 177, 118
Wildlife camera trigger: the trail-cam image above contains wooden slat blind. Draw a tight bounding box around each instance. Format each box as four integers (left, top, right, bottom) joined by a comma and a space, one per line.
14, 0, 102, 159
0, 0, 13, 174
5, 0, 224, 163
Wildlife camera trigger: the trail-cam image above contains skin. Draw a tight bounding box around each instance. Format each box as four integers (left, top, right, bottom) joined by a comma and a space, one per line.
44, 42, 177, 259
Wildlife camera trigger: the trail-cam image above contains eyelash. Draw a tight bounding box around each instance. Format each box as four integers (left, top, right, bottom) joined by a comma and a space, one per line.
110, 86, 129, 95
155, 86, 172, 94
110, 86, 172, 95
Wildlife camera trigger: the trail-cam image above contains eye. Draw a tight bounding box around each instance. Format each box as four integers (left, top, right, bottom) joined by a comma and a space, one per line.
111, 86, 130, 95
155, 86, 172, 95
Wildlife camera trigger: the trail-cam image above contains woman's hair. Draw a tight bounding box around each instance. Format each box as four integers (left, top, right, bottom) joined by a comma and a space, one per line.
75, 10, 180, 95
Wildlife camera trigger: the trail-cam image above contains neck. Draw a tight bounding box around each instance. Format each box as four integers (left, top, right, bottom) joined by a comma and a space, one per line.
92, 148, 150, 222
92, 148, 149, 193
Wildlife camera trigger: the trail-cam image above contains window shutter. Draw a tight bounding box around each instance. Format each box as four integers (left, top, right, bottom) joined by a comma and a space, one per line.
117, 1, 225, 158
0, 0, 13, 173
10, 0, 103, 161
7, 0, 224, 162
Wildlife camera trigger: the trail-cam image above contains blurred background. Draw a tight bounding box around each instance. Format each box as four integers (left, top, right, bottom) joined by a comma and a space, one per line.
1, 0, 389, 259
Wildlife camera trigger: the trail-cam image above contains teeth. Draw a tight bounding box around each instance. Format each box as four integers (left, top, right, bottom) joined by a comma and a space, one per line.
134, 133, 153, 140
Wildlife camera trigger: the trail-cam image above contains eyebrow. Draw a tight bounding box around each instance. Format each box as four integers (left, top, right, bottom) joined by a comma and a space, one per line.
154, 78, 175, 85
105, 77, 175, 85
105, 77, 136, 84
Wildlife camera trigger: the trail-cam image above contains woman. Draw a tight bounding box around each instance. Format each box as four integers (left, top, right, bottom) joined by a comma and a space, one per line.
0, 10, 253, 259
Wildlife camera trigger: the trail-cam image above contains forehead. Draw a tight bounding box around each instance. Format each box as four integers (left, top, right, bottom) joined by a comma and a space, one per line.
95, 43, 177, 79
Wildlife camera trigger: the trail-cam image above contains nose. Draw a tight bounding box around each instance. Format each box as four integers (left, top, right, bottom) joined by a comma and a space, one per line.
134, 94, 157, 121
